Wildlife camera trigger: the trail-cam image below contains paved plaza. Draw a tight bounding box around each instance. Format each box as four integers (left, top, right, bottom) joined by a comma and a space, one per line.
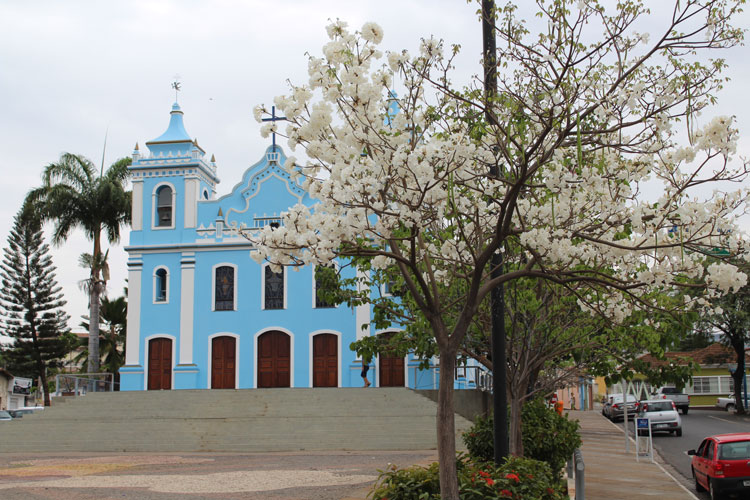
0, 411, 701, 500
0, 450, 437, 500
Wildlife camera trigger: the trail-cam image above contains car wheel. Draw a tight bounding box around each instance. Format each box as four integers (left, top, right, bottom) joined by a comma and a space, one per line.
676, 429, 682, 437
726, 403, 735, 413
692, 468, 705, 493
682, 407, 689, 415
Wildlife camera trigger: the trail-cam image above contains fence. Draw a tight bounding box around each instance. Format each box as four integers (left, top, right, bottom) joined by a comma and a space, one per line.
54, 373, 117, 396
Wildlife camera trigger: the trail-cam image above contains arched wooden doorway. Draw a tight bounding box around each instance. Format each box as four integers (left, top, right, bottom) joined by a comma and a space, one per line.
312, 333, 338, 387
378, 332, 405, 387
257, 330, 290, 388
211, 336, 236, 389
147, 338, 172, 390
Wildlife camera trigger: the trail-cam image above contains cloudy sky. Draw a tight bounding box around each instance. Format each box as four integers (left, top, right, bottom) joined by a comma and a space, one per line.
0, 1, 748, 341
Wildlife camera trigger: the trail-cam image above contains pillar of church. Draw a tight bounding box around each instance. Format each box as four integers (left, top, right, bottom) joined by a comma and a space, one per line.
119, 257, 145, 390
173, 252, 199, 388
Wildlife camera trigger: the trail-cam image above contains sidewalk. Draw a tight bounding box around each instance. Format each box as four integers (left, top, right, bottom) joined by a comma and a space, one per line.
569, 409, 697, 499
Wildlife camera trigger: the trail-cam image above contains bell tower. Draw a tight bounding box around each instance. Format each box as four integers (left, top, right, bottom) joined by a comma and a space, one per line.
129, 102, 220, 244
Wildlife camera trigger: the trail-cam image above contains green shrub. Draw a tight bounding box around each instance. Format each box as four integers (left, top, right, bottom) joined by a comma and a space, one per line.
462, 414, 494, 462
521, 398, 581, 474
369, 454, 566, 500
461, 398, 581, 475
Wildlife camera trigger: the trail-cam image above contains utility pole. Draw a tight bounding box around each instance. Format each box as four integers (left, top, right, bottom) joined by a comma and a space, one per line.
482, 0, 509, 462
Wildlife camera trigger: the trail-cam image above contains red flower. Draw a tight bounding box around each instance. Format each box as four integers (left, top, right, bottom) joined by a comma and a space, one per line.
547, 487, 555, 494
478, 470, 490, 478
485, 477, 495, 486
500, 489, 513, 498
505, 473, 520, 483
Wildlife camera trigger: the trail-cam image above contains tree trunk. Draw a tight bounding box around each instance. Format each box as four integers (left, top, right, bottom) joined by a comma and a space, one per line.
40, 371, 50, 407
87, 280, 101, 376
508, 389, 523, 456
437, 351, 459, 499
732, 338, 746, 415
88, 234, 102, 380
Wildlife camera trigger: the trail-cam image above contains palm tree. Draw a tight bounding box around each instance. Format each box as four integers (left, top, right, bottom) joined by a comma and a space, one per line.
26, 153, 131, 376
76, 294, 127, 388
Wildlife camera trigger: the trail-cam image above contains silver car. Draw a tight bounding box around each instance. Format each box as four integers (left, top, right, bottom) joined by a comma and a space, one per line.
0, 410, 12, 421
605, 394, 639, 421
637, 399, 682, 436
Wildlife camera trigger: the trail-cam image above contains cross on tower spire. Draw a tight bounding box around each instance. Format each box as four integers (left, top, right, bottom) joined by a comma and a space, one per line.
171, 79, 182, 102
261, 105, 287, 152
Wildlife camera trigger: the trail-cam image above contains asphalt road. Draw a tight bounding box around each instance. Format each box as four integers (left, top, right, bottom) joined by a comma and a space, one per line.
619, 408, 750, 499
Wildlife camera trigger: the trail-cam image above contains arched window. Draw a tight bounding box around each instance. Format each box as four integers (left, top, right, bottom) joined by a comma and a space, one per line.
202, 189, 209, 200
264, 266, 284, 309
155, 268, 168, 303
314, 264, 336, 308
156, 185, 173, 227
215, 266, 234, 311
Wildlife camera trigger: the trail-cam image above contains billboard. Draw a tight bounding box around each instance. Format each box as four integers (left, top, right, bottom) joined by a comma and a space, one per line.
11, 377, 32, 395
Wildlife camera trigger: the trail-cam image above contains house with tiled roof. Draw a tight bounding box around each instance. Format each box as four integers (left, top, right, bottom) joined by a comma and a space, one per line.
631, 343, 750, 406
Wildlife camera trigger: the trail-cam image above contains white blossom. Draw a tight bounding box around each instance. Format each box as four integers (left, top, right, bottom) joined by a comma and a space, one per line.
361, 22, 383, 44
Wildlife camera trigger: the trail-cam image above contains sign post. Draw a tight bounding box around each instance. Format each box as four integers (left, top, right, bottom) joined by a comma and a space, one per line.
635, 417, 653, 463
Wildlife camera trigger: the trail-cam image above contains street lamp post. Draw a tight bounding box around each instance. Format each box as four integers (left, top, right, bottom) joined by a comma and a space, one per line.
482, 0, 509, 463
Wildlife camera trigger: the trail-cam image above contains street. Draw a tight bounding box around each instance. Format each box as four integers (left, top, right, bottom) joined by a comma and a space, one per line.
615, 408, 750, 499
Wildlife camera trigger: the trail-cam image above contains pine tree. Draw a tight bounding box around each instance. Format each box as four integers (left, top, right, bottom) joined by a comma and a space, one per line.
0, 205, 71, 406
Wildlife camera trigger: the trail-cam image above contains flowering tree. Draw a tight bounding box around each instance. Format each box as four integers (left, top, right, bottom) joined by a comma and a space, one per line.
249, 1, 749, 496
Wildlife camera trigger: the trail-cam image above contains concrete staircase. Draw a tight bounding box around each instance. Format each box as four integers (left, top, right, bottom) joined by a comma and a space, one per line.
0, 388, 472, 453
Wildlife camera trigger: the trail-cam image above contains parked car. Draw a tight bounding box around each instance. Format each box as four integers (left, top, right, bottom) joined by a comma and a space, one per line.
716, 394, 747, 413
651, 386, 690, 414
636, 399, 682, 436
603, 394, 639, 421
0, 410, 12, 421
7, 408, 40, 418
688, 433, 750, 499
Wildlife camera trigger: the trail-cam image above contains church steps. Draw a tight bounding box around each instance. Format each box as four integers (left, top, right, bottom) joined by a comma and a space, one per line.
0, 388, 472, 453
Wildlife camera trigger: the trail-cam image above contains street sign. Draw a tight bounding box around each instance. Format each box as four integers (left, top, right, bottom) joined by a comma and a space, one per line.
635, 418, 654, 463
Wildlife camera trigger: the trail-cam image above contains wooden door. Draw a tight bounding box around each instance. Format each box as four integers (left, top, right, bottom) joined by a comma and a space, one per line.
211, 336, 236, 389
257, 331, 290, 388
379, 353, 405, 387
147, 338, 172, 390
312, 334, 337, 387
378, 332, 405, 387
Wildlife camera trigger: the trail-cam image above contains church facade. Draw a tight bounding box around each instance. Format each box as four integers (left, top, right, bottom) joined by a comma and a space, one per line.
119, 103, 449, 391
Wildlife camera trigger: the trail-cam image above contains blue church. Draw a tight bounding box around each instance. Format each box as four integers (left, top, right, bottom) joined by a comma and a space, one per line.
119, 102, 452, 391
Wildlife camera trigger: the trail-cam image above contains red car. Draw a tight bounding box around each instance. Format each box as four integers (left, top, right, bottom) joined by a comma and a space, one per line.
688, 433, 750, 499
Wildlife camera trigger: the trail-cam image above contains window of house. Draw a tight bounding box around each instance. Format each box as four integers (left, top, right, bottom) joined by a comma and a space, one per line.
691, 377, 713, 394
314, 264, 336, 308
215, 266, 234, 311
265, 266, 284, 309
155, 268, 168, 302
156, 185, 173, 227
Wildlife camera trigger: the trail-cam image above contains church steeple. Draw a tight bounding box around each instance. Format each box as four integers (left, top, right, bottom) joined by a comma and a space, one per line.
145, 102, 194, 157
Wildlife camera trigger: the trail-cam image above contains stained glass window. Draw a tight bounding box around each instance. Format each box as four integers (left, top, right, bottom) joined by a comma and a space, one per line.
215, 266, 234, 310
265, 266, 284, 309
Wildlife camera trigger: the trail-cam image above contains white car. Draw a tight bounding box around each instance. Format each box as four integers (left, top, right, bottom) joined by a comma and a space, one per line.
637, 399, 682, 437
716, 394, 743, 412
0, 410, 12, 421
